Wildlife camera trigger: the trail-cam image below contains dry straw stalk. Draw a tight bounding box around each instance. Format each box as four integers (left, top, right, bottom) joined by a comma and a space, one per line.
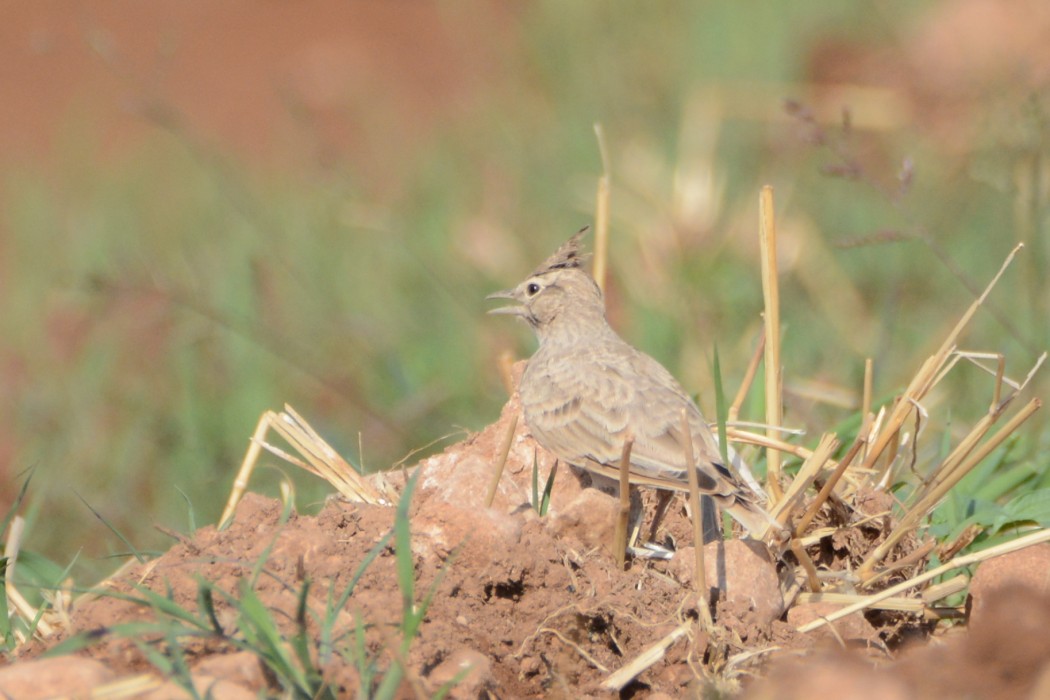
220, 404, 388, 525
758, 186, 784, 502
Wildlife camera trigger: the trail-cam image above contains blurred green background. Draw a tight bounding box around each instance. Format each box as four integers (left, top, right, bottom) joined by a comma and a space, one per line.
2, 1, 1047, 581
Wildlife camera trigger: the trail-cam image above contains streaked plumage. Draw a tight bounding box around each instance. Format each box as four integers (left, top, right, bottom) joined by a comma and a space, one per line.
488, 229, 770, 537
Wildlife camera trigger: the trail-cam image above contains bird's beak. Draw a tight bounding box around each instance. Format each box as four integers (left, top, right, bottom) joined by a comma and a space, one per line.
486, 289, 524, 316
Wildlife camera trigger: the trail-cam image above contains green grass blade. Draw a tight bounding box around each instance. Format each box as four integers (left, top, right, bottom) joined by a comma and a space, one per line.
320, 528, 393, 661
334, 530, 393, 612
993, 488, 1050, 533
376, 472, 421, 700
289, 579, 321, 690
0, 469, 33, 540
351, 613, 376, 696
395, 471, 419, 633
43, 620, 205, 658
42, 629, 108, 657
175, 486, 198, 533
539, 461, 557, 517
124, 585, 213, 632
75, 491, 145, 564
236, 584, 309, 693
136, 625, 204, 700
432, 668, 473, 700
0, 558, 12, 650
372, 659, 404, 700
531, 452, 540, 513
712, 344, 730, 468
975, 461, 1037, 502
195, 578, 223, 634
247, 509, 293, 588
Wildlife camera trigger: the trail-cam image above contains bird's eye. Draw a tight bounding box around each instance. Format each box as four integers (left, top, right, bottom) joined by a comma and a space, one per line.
526, 282, 541, 296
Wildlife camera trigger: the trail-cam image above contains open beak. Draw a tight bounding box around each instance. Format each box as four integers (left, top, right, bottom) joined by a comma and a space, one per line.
486, 289, 524, 316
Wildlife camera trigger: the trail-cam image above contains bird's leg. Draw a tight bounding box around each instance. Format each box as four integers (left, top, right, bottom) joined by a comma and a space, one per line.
627, 486, 644, 550
647, 489, 675, 544
700, 495, 721, 544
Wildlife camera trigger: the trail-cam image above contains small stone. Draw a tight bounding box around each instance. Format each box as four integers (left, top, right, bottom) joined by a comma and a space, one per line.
0, 656, 114, 699
548, 488, 620, 551
141, 675, 257, 700
671, 539, 784, 625
788, 602, 876, 643
194, 651, 265, 692
520, 656, 541, 676
969, 542, 1050, 625
428, 648, 494, 700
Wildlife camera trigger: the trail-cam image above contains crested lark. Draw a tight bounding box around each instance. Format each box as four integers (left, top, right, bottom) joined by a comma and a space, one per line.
488, 229, 771, 538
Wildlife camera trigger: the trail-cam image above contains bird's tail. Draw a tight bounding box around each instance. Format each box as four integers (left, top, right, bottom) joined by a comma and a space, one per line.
721, 495, 783, 541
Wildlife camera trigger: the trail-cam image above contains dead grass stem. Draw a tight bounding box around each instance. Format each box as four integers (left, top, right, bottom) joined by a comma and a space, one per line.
220, 405, 389, 525
485, 413, 518, 508
682, 410, 712, 629
758, 186, 784, 502
592, 123, 611, 295
613, 434, 635, 570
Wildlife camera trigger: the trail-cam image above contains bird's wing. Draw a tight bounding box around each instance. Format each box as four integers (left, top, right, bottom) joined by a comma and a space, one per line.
613, 349, 742, 497
520, 350, 631, 468
522, 344, 775, 537
522, 344, 741, 499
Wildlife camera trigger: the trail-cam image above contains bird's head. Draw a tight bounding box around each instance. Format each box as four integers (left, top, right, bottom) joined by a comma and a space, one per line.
487, 228, 606, 340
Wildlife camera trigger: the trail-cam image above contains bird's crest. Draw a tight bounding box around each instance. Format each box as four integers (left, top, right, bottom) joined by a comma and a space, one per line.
530, 226, 591, 277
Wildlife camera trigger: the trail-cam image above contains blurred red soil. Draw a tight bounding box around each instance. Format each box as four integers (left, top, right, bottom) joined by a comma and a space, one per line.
0, 0, 512, 182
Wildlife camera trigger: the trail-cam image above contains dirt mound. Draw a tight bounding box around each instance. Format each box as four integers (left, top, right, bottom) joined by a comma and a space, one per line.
11, 389, 1050, 698
18, 391, 800, 698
